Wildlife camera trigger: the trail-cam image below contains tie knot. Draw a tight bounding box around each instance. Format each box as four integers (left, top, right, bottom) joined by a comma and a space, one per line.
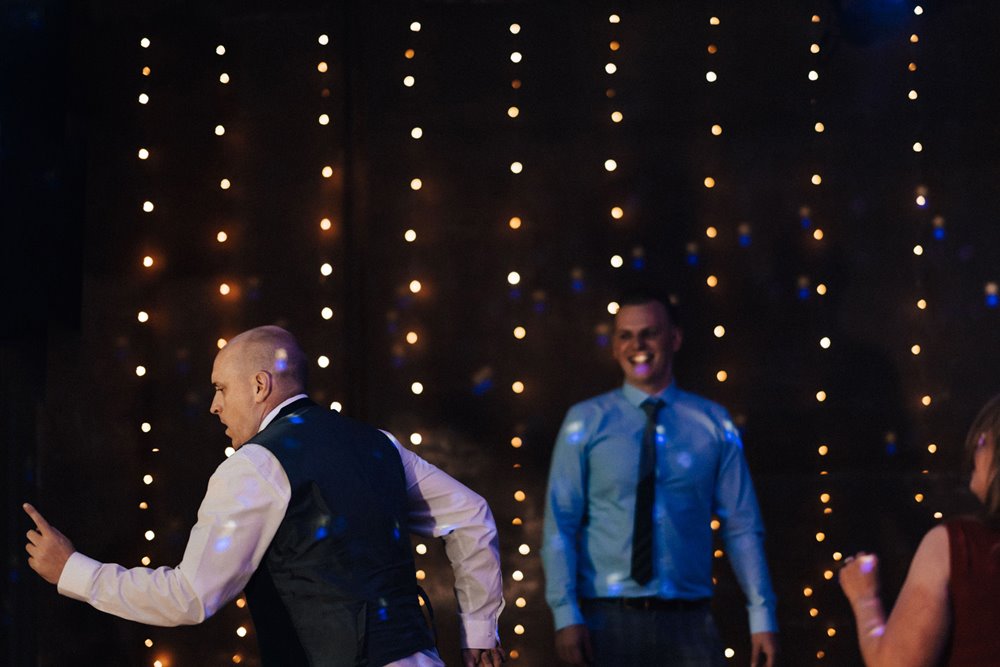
641, 398, 664, 419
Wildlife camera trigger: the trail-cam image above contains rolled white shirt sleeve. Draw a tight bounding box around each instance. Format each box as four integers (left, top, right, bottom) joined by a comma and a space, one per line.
383, 432, 505, 650
57, 444, 291, 626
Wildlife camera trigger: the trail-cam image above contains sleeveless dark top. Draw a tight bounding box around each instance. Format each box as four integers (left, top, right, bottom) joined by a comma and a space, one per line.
945, 517, 1000, 666
243, 398, 433, 667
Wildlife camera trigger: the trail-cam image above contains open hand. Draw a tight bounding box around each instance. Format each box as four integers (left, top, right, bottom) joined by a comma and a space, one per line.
24, 503, 75, 585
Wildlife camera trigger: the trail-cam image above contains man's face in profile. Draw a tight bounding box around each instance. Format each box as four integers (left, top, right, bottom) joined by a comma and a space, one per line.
209, 344, 262, 448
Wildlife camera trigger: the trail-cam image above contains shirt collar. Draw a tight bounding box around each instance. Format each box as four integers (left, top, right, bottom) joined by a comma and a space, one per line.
621, 381, 678, 408
257, 393, 308, 433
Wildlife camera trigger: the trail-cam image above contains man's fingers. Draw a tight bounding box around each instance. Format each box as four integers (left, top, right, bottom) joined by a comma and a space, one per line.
23, 503, 51, 531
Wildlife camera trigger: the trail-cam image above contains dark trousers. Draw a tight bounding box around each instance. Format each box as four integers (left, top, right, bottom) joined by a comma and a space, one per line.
581, 598, 726, 667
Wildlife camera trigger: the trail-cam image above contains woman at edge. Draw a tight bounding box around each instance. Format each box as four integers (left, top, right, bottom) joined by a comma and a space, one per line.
839, 393, 1000, 666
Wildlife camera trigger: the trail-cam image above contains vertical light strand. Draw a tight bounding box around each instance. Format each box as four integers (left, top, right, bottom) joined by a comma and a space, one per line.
217, 34, 253, 660
701, 8, 740, 663
316, 30, 337, 407
134, 32, 165, 665
504, 15, 528, 662
317, 31, 341, 414
600, 6, 624, 376
905, 4, 942, 526
799, 8, 839, 661
400, 14, 431, 609
215, 36, 236, 458
692, 10, 723, 350
702, 10, 729, 392
603, 9, 627, 294
213, 36, 237, 376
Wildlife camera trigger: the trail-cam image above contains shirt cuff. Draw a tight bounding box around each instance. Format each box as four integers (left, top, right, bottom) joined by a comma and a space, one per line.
57, 551, 101, 602
552, 603, 585, 630
748, 606, 778, 634
458, 615, 499, 649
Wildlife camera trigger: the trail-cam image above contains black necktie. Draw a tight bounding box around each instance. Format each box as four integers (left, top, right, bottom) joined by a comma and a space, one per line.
631, 398, 663, 585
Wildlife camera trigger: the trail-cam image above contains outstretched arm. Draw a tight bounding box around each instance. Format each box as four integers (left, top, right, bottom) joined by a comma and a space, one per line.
387, 434, 504, 654
23, 445, 290, 626
839, 526, 951, 667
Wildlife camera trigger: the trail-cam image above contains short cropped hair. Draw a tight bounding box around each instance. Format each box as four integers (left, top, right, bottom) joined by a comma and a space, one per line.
616, 286, 681, 328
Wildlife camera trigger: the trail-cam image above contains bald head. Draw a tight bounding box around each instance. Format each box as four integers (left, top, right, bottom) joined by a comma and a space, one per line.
210, 326, 309, 448
222, 326, 308, 398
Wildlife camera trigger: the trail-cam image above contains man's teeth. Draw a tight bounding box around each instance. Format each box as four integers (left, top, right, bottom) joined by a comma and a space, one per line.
632, 353, 650, 364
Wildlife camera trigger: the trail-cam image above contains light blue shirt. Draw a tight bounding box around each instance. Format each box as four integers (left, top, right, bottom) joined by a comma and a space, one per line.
542, 382, 778, 634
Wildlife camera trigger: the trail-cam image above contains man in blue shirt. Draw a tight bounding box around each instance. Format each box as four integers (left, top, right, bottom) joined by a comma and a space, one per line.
542, 288, 778, 666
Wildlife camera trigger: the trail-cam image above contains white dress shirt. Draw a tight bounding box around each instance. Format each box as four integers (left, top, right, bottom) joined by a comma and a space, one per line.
58, 395, 504, 664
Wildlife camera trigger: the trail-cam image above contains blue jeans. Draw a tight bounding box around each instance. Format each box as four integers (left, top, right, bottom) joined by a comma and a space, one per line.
581, 598, 725, 667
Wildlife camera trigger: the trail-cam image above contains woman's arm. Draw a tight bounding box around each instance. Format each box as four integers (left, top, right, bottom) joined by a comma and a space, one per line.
839, 525, 951, 667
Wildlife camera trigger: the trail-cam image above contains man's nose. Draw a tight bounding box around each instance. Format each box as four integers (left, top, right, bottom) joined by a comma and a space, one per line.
210, 400, 221, 415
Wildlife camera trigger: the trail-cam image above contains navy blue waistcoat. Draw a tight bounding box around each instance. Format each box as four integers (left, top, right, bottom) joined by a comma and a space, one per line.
243, 398, 433, 666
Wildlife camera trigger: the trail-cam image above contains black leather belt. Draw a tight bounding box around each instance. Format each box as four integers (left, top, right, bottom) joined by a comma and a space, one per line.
590, 597, 711, 611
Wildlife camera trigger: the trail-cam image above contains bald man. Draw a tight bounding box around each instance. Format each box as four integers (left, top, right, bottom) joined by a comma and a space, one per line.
25, 326, 505, 667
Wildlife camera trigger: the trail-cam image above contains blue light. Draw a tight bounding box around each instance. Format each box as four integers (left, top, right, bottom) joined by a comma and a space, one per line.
315, 526, 328, 539
800, 217, 812, 229
798, 287, 810, 300
509, 288, 521, 299
885, 442, 898, 456
289, 415, 304, 424
571, 278, 585, 293
933, 228, 945, 240
473, 378, 493, 395
632, 257, 645, 270
987, 294, 999, 308
686, 253, 699, 266
378, 608, 389, 621
596, 334, 609, 347
738, 234, 751, 247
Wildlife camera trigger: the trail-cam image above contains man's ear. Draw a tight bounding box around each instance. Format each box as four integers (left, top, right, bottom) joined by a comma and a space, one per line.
253, 371, 273, 403
671, 326, 684, 352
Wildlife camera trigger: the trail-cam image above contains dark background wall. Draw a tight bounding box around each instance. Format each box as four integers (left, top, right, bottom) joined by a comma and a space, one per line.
3, 1, 999, 665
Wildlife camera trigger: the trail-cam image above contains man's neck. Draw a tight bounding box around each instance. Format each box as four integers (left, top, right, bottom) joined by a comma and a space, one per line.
625, 378, 672, 396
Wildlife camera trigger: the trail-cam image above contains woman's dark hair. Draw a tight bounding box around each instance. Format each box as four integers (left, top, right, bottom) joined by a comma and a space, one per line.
964, 393, 1000, 522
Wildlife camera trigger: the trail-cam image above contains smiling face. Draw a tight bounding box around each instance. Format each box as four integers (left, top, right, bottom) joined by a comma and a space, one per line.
210, 343, 268, 449
612, 300, 682, 395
